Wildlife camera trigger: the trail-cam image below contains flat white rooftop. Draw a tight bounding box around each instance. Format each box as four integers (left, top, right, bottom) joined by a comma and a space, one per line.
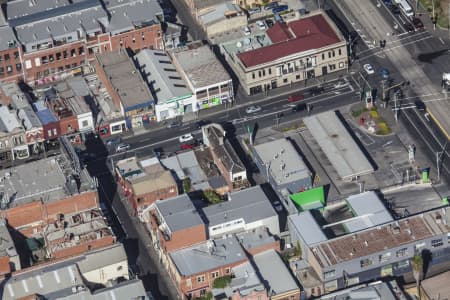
304, 111, 374, 180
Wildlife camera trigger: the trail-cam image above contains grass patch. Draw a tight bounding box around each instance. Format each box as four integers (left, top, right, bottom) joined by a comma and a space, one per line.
351, 107, 368, 118
370, 110, 379, 119
376, 121, 391, 135
418, 0, 450, 29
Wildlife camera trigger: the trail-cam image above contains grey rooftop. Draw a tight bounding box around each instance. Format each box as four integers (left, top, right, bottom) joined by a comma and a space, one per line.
155, 194, 204, 233
304, 111, 374, 180
254, 138, 311, 185
0, 154, 95, 208
134, 49, 191, 104
171, 42, 231, 89
170, 235, 246, 276
96, 51, 154, 109
203, 185, 277, 227
253, 249, 299, 296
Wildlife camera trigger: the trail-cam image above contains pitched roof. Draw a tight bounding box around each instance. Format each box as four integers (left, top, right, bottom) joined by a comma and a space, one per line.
266, 22, 293, 43
237, 14, 342, 68
155, 194, 204, 232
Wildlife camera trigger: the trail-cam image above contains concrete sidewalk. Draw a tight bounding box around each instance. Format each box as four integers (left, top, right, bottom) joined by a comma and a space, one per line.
416, 1, 450, 41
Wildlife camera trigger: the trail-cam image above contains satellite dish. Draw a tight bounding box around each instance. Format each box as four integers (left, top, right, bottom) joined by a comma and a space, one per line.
236, 41, 242, 48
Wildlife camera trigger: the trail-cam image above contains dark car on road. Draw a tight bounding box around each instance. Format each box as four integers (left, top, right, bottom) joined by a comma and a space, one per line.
310, 86, 325, 96
415, 100, 426, 111
389, 4, 400, 15
292, 103, 307, 112
166, 121, 182, 128
195, 119, 210, 129
412, 18, 424, 30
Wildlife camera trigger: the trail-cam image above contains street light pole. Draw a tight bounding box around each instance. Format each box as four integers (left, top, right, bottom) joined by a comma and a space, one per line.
394, 92, 398, 123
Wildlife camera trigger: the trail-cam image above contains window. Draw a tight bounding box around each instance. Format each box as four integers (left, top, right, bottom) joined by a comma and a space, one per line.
14, 51, 19, 59
328, 52, 331, 59
258, 70, 261, 78
322, 53, 325, 60
262, 69, 266, 76
4, 53, 10, 61
225, 268, 230, 274
415, 242, 426, 250
71, 49, 76, 57
6, 65, 13, 73
56, 52, 61, 60
338, 49, 342, 56
16, 63, 21, 71
0, 55, 2, 62
82, 120, 88, 127
360, 258, 373, 268
48, 129, 52, 137
379, 252, 391, 262
323, 270, 335, 279
211, 271, 219, 278
42, 56, 48, 64
0, 67, 4, 75
63, 50, 68, 59
396, 248, 408, 257
431, 239, 443, 248
268, 68, 271, 75
252, 73, 255, 79
329, 64, 336, 71
117, 266, 123, 271
339, 62, 345, 68
283, 78, 288, 83
332, 50, 335, 57
49, 54, 54, 62
78, 47, 84, 55
396, 260, 409, 269
296, 75, 300, 80
197, 275, 205, 283
53, 128, 57, 135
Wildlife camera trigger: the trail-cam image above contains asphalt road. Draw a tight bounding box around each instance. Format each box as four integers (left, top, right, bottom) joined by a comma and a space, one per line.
332, 0, 450, 185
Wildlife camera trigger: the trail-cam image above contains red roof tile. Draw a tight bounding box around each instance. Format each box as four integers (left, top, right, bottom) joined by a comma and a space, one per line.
266, 22, 293, 43
0, 256, 11, 276
237, 14, 341, 68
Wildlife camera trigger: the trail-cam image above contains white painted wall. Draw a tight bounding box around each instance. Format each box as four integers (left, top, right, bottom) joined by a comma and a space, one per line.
81, 260, 129, 285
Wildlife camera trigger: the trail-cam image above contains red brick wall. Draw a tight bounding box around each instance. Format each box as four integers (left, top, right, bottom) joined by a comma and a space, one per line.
42, 122, 60, 140
2, 191, 98, 231
21, 41, 87, 82
51, 235, 116, 259
133, 184, 179, 210
110, 24, 163, 52
45, 191, 99, 221
0, 24, 162, 85
0, 47, 23, 82
57, 115, 79, 135
93, 58, 122, 112
246, 240, 280, 256
2, 201, 44, 228
179, 258, 248, 298
160, 224, 207, 253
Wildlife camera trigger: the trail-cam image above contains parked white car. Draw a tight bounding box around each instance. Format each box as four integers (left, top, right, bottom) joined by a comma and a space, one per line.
363, 63, 375, 75
242, 26, 251, 36
179, 134, 194, 143
256, 20, 266, 30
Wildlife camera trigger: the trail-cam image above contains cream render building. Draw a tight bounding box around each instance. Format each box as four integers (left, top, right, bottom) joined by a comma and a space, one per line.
220, 11, 348, 95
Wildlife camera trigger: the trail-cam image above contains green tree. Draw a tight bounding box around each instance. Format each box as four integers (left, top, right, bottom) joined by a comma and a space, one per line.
412, 253, 423, 300
204, 190, 222, 204
182, 178, 191, 193
295, 240, 302, 258
212, 275, 232, 288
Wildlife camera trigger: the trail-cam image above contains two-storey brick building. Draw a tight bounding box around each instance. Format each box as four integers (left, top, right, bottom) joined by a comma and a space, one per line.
0, 0, 163, 85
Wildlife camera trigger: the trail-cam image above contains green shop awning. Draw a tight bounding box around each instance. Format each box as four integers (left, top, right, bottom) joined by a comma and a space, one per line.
289, 186, 325, 211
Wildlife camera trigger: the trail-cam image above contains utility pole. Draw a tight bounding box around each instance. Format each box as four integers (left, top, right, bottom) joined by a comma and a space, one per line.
394, 92, 398, 122
436, 142, 448, 183
432, 0, 436, 30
